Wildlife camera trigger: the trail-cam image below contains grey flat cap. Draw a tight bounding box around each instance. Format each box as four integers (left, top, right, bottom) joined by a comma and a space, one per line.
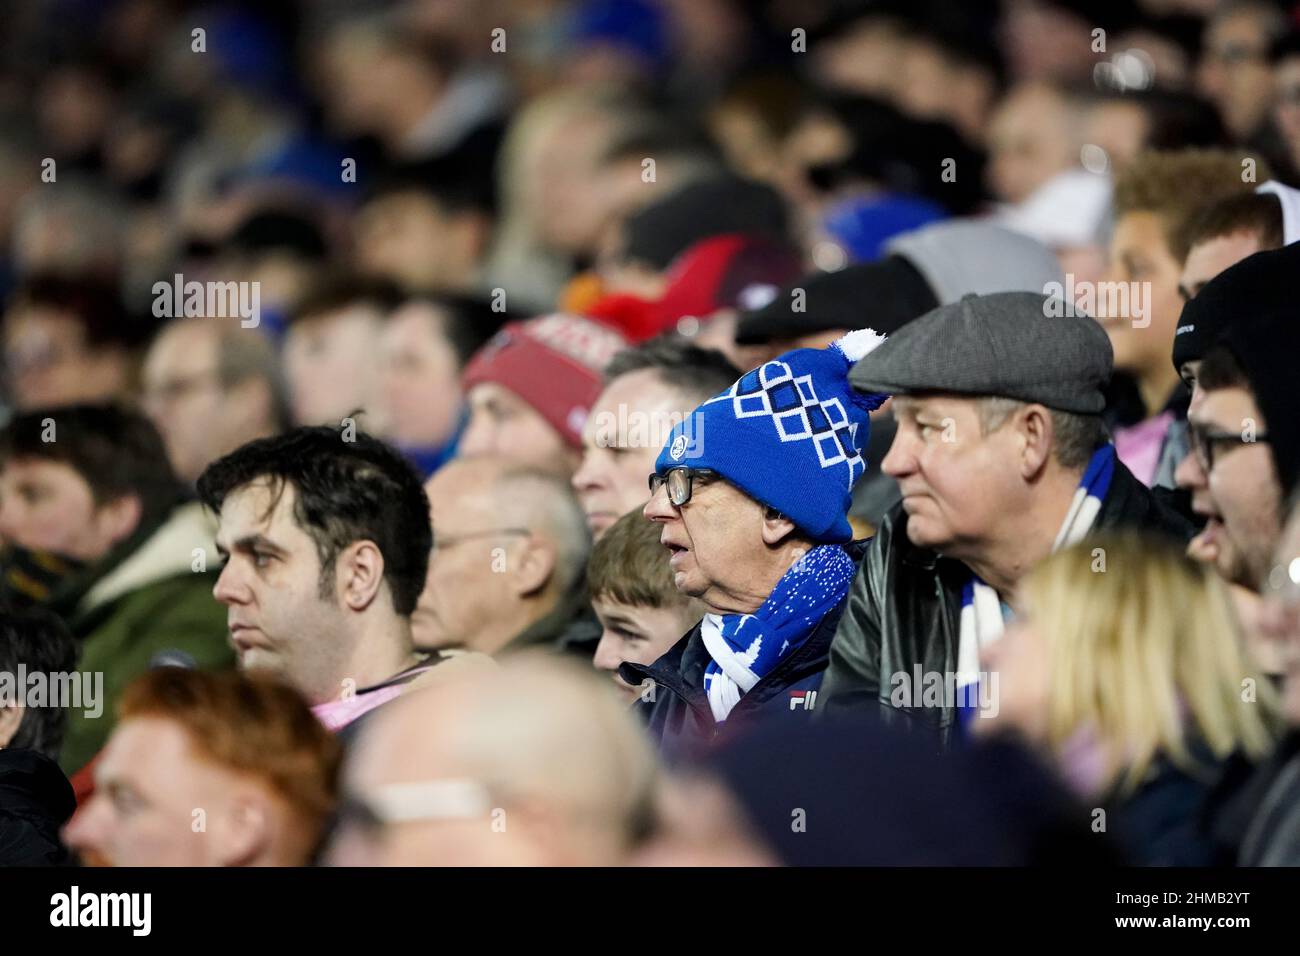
849, 291, 1113, 413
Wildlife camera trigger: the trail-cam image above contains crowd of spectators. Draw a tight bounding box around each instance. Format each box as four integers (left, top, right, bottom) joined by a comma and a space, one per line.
0, 0, 1297, 867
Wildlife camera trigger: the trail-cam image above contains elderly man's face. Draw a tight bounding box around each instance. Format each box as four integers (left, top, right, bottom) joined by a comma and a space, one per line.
642, 472, 773, 613
413, 465, 524, 654
881, 395, 1024, 555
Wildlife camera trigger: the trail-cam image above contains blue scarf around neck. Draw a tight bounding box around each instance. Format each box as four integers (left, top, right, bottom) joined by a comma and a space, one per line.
701, 544, 856, 723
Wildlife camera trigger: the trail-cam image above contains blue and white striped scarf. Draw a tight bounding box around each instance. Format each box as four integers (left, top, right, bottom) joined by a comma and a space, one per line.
701, 544, 856, 723
956, 443, 1117, 729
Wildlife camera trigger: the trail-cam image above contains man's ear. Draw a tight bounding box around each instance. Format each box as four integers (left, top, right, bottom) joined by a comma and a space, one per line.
759, 506, 799, 547
1016, 404, 1054, 481
511, 536, 557, 598
339, 540, 386, 611
0, 703, 24, 748
213, 793, 272, 867
96, 494, 143, 548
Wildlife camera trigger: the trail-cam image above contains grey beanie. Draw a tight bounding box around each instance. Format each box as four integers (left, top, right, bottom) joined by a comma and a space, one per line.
887, 220, 1064, 305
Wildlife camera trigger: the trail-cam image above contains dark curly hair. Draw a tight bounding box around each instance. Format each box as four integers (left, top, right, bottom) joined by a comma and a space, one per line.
196, 426, 431, 616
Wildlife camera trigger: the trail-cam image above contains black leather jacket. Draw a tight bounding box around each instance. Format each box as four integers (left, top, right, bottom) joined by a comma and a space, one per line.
820, 459, 1194, 741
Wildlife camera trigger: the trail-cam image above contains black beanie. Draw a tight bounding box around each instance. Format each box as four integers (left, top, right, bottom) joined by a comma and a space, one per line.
622, 176, 790, 271
734, 256, 939, 345
1173, 242, 1300, 374
1217, 314, 1300, 498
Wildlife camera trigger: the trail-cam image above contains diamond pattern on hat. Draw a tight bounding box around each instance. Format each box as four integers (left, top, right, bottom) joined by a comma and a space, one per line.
704, 359, 865, 489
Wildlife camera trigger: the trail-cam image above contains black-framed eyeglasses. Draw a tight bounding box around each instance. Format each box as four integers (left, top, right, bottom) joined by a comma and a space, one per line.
648, 467, 718, 507
1188, 423, 1270, 472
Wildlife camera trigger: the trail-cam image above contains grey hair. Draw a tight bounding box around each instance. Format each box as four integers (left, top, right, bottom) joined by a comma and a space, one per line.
494, 467, 592, 596
214, 325, 292, 431
976, 397, 1110, 470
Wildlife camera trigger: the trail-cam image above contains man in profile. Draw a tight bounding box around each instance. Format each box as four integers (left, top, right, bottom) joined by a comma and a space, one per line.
64, 668, 341, 867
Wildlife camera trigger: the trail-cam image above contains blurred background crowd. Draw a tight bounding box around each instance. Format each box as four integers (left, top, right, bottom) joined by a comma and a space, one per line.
0, 0, 1298, 869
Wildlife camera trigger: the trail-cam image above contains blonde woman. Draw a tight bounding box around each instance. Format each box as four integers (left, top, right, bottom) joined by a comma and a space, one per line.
977, 531, 1283, 865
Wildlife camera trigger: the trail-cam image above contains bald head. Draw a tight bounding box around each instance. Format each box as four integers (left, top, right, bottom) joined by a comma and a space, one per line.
331, 654, 657, 866
413, 456, 591, 654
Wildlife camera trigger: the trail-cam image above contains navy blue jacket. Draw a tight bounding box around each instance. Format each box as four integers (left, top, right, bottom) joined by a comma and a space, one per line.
620, 540, 868, 763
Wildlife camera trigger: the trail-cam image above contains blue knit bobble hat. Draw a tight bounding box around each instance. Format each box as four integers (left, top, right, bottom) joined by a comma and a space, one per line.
654, 329, 890, 542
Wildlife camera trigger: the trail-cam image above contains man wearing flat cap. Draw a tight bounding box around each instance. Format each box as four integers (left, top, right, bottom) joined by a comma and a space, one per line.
821, 291, 1193, 741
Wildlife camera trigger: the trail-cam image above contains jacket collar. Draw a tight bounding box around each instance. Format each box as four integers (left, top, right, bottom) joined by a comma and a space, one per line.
77, 501, 218, 614
506, 578, 595, 652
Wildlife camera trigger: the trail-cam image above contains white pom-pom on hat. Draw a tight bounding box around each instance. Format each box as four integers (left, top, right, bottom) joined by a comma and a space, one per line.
832, 328, 887, 362
833, 328, 891, 412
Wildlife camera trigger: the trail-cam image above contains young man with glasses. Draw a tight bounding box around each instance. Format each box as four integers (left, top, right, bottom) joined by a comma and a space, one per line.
1169, 237, 1300, 597
1176, 324, 1297, 594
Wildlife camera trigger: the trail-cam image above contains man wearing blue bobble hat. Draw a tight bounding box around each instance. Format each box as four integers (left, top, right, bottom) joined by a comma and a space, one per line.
619, 330, 890, 759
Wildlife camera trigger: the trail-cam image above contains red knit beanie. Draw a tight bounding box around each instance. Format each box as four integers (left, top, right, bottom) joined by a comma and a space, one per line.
461, 314, 629, 448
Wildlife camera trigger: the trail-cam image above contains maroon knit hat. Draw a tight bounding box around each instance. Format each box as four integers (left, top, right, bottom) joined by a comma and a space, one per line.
461, 314, 629, 448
